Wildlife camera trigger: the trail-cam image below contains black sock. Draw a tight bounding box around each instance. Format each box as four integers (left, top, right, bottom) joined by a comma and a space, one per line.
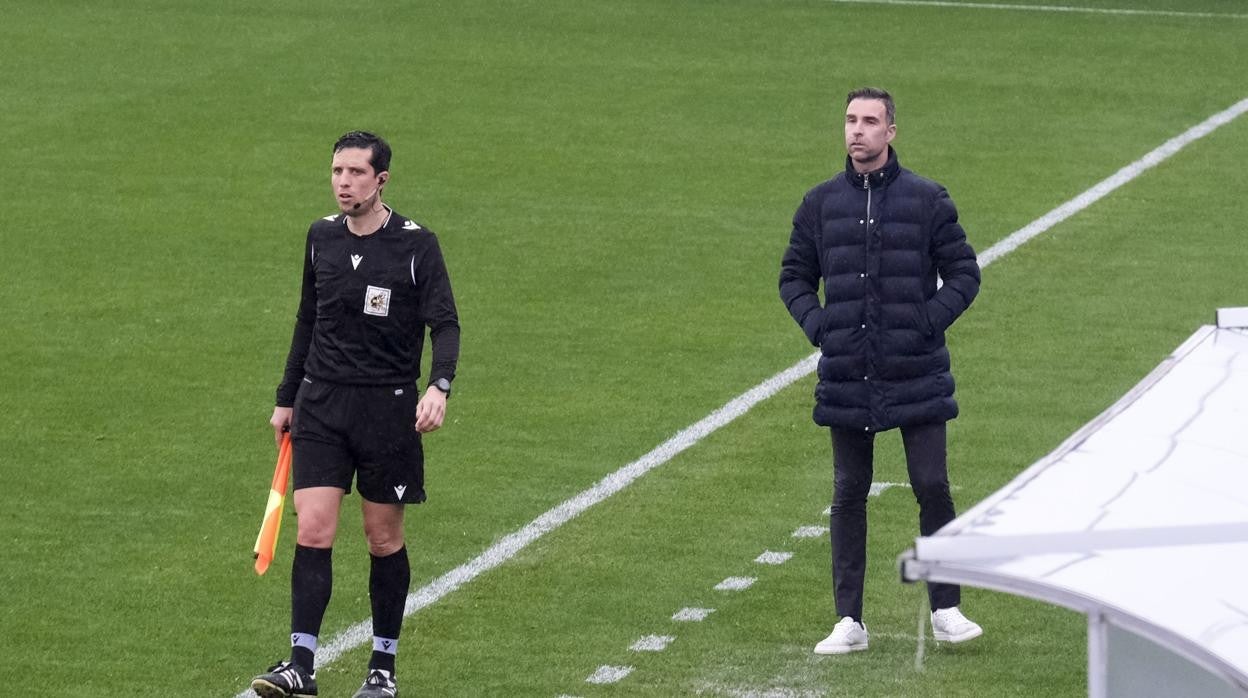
290, 545, 333, 672
368, 546, 410, 673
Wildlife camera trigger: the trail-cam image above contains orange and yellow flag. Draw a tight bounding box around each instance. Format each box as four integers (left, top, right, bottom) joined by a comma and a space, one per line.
253, 432, 292, 575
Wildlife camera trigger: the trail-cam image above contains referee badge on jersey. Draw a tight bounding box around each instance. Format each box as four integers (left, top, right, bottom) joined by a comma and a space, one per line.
364, 285, 392, 317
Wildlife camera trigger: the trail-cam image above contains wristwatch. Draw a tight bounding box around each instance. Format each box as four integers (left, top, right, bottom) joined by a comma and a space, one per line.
430, 377, 452, 397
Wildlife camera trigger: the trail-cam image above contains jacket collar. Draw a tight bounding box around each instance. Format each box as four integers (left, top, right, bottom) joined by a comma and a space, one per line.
844, 146, 900, 190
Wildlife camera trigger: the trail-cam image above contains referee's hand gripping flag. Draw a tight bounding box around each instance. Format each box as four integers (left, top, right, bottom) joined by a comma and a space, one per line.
253, 432, 292, 575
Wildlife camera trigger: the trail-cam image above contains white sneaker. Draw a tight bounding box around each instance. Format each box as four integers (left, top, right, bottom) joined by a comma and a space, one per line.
814, 617, 869, 654
931, 606, 983, 643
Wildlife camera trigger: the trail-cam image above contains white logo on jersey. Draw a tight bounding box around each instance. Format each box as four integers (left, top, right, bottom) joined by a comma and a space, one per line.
394, 484, 407, 499
403, 220, 421, 231
351, 254, 363, 270
322, 214, 337, 221
364, 285, 391, 317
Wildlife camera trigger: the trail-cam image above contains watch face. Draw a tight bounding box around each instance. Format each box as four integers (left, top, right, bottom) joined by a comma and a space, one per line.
433, 378, 452, 395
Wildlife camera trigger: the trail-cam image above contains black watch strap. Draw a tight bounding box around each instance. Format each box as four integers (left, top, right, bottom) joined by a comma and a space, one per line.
430, 377, 452, 397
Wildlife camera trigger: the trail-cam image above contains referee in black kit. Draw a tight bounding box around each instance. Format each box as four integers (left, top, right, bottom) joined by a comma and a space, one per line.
252, 131, 459, 698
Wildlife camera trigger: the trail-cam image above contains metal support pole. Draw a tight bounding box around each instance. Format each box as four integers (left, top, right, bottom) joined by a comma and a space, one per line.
1088, 611, 1108, 698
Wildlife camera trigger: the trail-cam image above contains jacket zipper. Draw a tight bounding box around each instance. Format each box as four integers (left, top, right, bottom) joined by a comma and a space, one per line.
865, 177, 872, 226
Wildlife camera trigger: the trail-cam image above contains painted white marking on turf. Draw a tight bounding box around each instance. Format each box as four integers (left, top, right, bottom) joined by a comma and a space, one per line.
755, 550, 795, 565
673, 607, 716, 621
586, 665, 634, 684
869, 481, 908, 497
705, 687, 824, 698
630, 634, 676, 652
792, 525, 825, 539
817, 481, 909, 519
236, 97, 1248, 697
715, 576, 758, 591
234, 359, 820, 696
824, 0, 1248, 20
980, 97, 1248, 267
820, 482, 961, 515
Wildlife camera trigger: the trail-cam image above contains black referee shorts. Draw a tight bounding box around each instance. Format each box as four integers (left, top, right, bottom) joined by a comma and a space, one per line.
290, 376, 426, 504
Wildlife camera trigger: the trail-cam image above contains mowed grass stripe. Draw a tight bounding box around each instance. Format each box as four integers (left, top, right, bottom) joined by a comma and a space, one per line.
3, 3, 1241, 694
237, 96, 1248, 696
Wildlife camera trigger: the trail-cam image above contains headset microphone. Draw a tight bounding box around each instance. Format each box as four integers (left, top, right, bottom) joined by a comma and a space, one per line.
352, 185, 379, 211
352, 177, 386, 211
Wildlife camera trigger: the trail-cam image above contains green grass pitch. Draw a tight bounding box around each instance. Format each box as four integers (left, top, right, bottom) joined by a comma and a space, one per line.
1, 1, 1246, 696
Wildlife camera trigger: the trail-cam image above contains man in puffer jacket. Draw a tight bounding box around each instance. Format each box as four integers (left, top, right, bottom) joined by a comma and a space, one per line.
779, 87, 983, 655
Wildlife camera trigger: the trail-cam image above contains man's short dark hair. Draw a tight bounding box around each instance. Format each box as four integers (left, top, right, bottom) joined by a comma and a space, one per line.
846, 87, 895, 125
334, 131, 391, 174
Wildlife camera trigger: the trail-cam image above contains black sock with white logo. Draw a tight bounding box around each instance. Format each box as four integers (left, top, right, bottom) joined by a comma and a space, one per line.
290, 545, 333, 673
369, 546, 410, 674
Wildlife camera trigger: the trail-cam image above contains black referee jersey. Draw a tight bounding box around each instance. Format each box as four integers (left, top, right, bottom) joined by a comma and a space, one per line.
276, 208, 460, 406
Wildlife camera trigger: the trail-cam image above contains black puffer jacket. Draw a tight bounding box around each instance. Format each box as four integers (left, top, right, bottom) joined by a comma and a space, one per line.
780, 148, 980, 432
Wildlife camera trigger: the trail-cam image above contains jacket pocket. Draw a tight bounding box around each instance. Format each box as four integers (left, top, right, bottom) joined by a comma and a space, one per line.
916, 302, 935, 337
803, 306, 828, 346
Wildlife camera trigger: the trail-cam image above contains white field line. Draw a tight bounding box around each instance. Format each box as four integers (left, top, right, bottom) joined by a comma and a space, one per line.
585, 665, 634, 684
824, 0, 1248, 20
869, 481, 908, 497
755, 550, 795, 565
236, 97, 1248, 697
700, 685, 826, 698
630, 634, 676, 652
792, 525, 825, 539
821, 481, 913, 515
236, 354, 817, 693
673, 607, 716, 622
981, 97, 1248, 267
715, 576, 759, 591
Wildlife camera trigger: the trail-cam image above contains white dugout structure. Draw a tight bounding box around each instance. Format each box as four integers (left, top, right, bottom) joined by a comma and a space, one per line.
902, 308, 1248, 697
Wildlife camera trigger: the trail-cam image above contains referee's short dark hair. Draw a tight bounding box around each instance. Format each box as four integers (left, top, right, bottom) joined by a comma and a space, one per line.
334, 131, 391, 174
846, 87, 895, 125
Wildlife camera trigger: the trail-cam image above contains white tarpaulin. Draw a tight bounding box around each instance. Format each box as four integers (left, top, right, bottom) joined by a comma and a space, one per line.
902, 309, 1248, 697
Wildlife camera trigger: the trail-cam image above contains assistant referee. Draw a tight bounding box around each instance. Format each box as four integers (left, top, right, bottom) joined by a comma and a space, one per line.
252, 131, 460, 698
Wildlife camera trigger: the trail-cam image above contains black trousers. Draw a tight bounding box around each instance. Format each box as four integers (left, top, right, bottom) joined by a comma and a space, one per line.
829, 422, 960, 622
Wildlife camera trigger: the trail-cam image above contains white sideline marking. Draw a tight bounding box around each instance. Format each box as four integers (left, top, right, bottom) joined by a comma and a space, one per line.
715, 576, 758, 591
237, 97, 1248, 697
237, 355, 817, 694
819, 481, 909, 518
792, 525, 825, 539
708, 688, 824, 698
824, 0, 1248, 20
980, 97, 1248, 267
673, 606, 716, 621
755, 550, 795, 565
870, 481, 908, 497
630, 634, 676, 652
820, 483, 962, 514
586, 665, 633, 684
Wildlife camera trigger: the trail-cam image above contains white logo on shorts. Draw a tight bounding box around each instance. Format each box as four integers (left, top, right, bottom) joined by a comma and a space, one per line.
364, 285, 391, 316
394, 484, 407, 499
